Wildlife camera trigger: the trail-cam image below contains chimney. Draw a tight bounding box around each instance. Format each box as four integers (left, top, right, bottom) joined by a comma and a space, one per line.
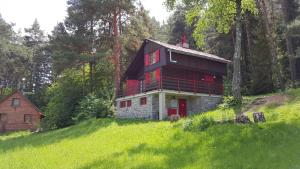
176, 33, 189, 48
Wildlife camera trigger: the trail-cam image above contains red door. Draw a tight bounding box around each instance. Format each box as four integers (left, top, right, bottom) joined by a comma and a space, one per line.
178, 99, 187, 117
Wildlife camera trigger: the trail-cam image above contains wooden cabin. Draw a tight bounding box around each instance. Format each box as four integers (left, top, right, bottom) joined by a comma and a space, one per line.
0, 90, 44, 132
116, 39, 230, 120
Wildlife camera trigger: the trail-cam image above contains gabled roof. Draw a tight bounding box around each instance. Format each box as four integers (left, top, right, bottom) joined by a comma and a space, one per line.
146, 39, 231, 64
0, 90, 44, 117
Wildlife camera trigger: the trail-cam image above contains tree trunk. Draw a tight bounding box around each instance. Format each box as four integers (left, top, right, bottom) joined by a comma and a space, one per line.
255, 0, 284, 90
281, 0, 296, 87
232, 0, 242, 101
113, 9, 121, 97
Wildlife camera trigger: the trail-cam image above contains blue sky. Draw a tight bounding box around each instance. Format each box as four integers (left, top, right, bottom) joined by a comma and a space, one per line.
0, 0, 171, 34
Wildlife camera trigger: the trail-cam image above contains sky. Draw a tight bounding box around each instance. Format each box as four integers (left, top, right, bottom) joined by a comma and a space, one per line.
0, 0, 171, 35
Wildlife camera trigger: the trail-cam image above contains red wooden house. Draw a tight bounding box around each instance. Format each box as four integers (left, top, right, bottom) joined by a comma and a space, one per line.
116, 39, 230, 120
0, 90, 44, 132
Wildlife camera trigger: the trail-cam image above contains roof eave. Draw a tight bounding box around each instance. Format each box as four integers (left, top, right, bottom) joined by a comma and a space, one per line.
168, 48, 231, 64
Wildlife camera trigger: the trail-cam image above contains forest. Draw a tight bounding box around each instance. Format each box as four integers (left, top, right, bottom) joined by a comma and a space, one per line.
0, 0, 300, 130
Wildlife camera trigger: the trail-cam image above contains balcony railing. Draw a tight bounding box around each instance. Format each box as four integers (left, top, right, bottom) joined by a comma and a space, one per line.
117, 76, 223, 98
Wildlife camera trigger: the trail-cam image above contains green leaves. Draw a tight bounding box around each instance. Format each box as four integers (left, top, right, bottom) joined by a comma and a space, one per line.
167, 0, 257, 48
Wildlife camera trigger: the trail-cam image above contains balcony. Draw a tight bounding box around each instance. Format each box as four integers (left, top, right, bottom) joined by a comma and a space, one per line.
117, 76, 224, 98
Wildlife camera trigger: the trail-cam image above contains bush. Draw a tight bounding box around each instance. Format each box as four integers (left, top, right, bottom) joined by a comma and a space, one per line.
183, 117, 217, 131
197, 117, 216, 131
218, 96, 242, 110
73, 94, 113, 123
182, 119, 193, 131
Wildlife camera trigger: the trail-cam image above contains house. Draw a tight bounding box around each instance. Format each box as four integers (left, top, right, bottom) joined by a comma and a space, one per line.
116, 39, 231, 120
0, 90, 44, 132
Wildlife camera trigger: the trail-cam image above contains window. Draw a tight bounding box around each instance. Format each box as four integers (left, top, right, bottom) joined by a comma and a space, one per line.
127, 100, 132, 107
149, 52, 157, 64
0, 114, 7, 122
145, 50, 160, 66
140, 97, 147, 105
120, 101, 126, 108
24, 114, 33, 124
150, 71, 156, 81
11, 98, 20, 107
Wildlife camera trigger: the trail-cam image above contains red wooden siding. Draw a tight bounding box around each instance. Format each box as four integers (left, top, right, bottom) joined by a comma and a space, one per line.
155, 50, 160, 62
125, 80, 139, 96
144, 54, 149, 66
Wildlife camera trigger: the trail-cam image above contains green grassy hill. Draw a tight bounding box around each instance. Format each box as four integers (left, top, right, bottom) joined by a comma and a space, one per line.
1, 89, 300, 169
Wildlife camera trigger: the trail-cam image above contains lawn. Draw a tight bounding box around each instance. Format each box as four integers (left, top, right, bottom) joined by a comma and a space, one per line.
1, 89, 300, 169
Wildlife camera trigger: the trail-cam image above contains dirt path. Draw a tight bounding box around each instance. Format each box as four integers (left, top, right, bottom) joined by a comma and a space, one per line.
244, 94, 289, 112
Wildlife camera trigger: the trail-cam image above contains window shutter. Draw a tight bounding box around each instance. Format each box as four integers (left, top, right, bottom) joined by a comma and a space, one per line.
145, 72, 150, 82
144, 54, 149, 66
155, 69, 161, 82
155, 50, 160, 63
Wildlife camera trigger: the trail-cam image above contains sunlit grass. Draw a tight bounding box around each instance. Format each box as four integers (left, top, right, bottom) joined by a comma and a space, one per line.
1, 89, 300, 169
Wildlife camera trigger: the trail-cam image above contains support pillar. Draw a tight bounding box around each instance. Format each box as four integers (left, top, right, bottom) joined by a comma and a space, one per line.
159, 92, 167, 120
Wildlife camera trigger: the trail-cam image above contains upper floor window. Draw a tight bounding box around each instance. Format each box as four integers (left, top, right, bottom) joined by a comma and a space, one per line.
12, 98, 20, 107
145, 50, 160, 66
24, 114, 33, 124
0, 113, 7, 122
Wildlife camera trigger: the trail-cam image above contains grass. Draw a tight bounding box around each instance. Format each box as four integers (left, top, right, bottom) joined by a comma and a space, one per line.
1, 89, 300, 169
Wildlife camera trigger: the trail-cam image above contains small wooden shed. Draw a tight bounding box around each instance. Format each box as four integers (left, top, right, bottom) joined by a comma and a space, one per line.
0, 90, 44, 132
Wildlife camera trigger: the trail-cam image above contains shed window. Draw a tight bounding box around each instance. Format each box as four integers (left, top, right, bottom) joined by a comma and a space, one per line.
140, 97, 147, 105
24, 114, 33, 124
12, 98, 20, 107
0, 114, 7, 122
120, 101, 126, 108
127, 100, 132, 107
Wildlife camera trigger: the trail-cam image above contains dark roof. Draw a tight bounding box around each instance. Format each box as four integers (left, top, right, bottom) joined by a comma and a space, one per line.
146, 39, 231, 64
0, 90, 44, 116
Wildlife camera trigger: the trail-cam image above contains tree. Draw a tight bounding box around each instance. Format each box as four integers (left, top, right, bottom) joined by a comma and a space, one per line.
255, 0, 283, 89
165, 0, 256, 101
0, 15, 32, 90
24, 19, 52, 92
280, 0, 299, 87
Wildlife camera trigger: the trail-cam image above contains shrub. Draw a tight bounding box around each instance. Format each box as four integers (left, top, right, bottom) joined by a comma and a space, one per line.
73, 94, 113, 123
218, 96, 242, 110
197, 117, 216, 131
182, 119, 193, 131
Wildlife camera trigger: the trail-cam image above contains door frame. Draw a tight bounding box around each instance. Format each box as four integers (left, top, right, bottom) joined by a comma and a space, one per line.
178, 99, 187, 117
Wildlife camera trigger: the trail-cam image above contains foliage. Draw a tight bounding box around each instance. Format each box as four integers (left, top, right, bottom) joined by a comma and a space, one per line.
218, 96, 242, 110
42, 69, 84, 130
166, 0, 257, 47
74, 93, 113, 123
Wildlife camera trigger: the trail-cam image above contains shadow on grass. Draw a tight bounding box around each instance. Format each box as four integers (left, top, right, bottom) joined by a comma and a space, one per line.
0, 118, 153, 152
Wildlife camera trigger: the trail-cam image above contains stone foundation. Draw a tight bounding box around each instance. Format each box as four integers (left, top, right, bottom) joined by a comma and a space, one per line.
116, 91, 222, 120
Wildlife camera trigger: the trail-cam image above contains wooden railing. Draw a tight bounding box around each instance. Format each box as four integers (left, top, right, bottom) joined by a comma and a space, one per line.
162, 76, 223, 95
117, 76, 223, 98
